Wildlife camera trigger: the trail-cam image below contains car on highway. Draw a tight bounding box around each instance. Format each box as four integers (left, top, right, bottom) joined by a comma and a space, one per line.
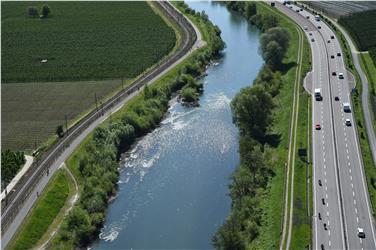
322, 198, 325, 205
324, 223, 328, 230
337, 52, 341, 56
318, 179, 322, 186
331, 55, 335, 59
357, 227, 366, 238
338, 73, 344, 79
321, 244, 325, 250
327, 40, 331, 43
318, 26, 321, 29
309, 32, 312, 36
306, 15, 310, 19
295, 9, 300, 12
331, 35, 335, 39
304, 26, 308, 30
311, 38, 315, 42
345, 119, 351, 126
335, 96, 340, 101
332, 71, 336, 76
343, 102, 351, 112
289, 6, 293, 9
315, 124, 321, 130
318, 212, 322, 220
300, 8, 303, 11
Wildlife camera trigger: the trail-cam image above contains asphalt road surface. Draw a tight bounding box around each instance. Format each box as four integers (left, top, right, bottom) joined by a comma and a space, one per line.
276, 2, 376, 250
0, 2, 204, 248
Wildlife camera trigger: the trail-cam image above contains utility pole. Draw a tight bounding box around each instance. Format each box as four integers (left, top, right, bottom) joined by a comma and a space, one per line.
94, 92, 98, 110
65, 115, 68, 135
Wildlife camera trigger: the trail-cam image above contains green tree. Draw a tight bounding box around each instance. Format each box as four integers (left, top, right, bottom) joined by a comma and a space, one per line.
41, 4, 51, 18
181, 87, 198, 102
56, 125, 64, 137
245, 2, 257, 18
230, 85, 274, 143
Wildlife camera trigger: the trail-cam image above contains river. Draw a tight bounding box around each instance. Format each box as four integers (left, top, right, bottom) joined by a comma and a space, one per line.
92, 2, 263, 249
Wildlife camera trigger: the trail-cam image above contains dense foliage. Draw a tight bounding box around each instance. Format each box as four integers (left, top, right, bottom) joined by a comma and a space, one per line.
1, 2, 176, 82
1, 150, 25, 190
370, 48, 376, 66
53, 5, 225, 248
259, 27, 291, 69
213, 2, 292, 249
226, 2, 279, 32
339, 10, 376, 54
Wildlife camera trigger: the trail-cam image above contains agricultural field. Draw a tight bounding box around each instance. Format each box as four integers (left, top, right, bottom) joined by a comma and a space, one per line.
338, 10, 376, 51
1, 1, 177, 151
1, 1, 176, 82
306, 1, 376, 19
1, 80, 122, 151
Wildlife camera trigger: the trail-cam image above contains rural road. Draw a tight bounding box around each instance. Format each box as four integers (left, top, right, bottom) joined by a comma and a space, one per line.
1, 2, 204, 248
277, 2, 376, 250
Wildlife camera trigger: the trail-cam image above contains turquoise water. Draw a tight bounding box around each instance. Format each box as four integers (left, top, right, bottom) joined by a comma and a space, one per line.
93, 2, 263, 249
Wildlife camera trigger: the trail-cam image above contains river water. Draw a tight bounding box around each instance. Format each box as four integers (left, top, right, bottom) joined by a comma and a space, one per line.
92, 2, 263, 249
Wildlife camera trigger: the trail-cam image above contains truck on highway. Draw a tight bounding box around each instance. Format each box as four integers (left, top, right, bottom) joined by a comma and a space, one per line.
315, 88, 322, 101
315, 15, 321, 21
343, 102, 351, 112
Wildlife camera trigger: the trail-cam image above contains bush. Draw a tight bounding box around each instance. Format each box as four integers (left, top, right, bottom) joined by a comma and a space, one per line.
40, 4, 51, 18
181, 87, 198, 102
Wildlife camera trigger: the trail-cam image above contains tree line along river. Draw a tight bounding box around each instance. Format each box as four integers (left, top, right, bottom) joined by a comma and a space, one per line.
92, 2, 263, 249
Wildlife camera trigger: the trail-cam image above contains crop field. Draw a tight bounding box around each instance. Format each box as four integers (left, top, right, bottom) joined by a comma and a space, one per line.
307, 1, 376, 19
1, 1, 176, 82
339, 10, 376, 51
1, 80, 122, 151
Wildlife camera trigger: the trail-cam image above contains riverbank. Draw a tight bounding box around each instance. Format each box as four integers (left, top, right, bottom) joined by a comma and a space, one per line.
47, 4, 224, 249
212, 2, 312, 249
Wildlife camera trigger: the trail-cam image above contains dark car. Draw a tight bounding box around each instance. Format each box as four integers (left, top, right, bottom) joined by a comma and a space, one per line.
322, 198, 325, 205
337, 52, 341, 56
318, 179, 322, 186
318, 26, 321, 29
306, 15, 310, 19
331, 35, 335, 39
335, 96, 340, 101
316, 124, 321, 130
321, 244, 325, 250
331, 55, 335, 59
332, 72, 336, 76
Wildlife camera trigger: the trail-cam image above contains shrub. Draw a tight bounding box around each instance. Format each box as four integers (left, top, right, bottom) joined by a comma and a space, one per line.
28, 6, 38, 18
181, 87, 198, 102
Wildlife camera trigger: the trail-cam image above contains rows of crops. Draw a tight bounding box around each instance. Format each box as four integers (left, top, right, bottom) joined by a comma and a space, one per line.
1, 80, 122, 150
306, 1, 376, 19
338, 10, 376, 52
1, 2, 176, 82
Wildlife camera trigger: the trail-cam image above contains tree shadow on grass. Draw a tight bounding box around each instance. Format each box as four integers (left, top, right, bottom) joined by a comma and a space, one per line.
265, 133, 281, 148
278, 61, 297, 74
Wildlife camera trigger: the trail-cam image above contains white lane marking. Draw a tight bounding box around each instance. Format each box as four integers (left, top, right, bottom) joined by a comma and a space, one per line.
354, 199, 357, 205
329, 240, 331, 247
327, 211, 329, 216
351, 183, 354, 188
346, 149, 349, 154
350, 175, 353, 181
348, 162, 351, 167
349, 168, 352, 173
357, 217, 359, 223
355, 208, 358, 214
353, 191, 355, 197
326, 193, 328, 199
325, 178, 327, 183
347, 155, 350, 160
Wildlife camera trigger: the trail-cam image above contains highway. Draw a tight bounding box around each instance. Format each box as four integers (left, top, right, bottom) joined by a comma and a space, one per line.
0, 2, 204, 248
276, 2, 376, 250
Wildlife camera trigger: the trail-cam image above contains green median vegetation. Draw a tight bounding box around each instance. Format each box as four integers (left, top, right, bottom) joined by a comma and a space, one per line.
7, 169, 69, 250
50, 4, 225, 249
213, 2, 311, 249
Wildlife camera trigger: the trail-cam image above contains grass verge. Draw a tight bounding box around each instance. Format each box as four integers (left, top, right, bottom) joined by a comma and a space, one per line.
249, 3, 311, 249
6, 169, 69, 250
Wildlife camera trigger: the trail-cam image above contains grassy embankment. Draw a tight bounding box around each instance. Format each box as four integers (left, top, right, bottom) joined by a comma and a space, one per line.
318, 12, 376, 215
252, 3, 312, 250
6, 169, 70, 250
1, 1, 176, 151
359, 53, 376, 130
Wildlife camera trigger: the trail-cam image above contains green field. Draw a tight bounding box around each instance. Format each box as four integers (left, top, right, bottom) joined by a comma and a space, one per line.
1, 80, 123, 150
338, 10, 376, 52
1, 1, 176, 83
1, 2, 177, 151
6, 169, 69, 250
